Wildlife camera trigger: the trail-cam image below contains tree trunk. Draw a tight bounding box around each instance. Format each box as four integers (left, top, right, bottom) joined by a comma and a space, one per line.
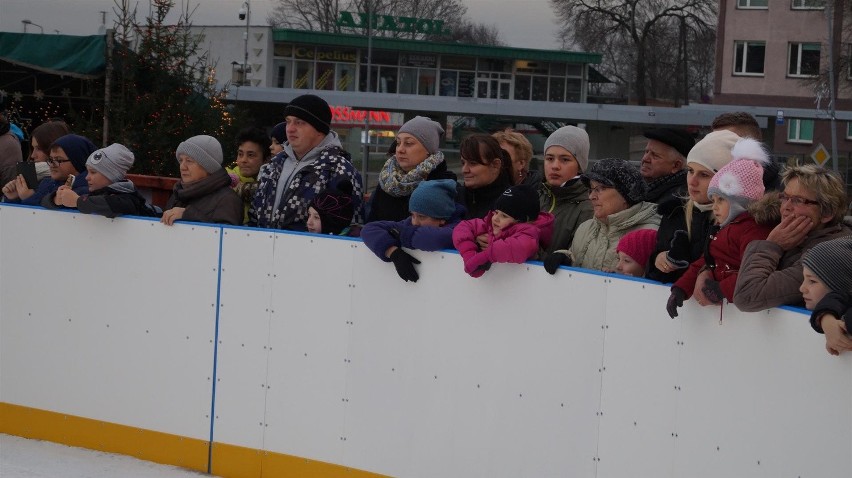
636, 44, 647, 106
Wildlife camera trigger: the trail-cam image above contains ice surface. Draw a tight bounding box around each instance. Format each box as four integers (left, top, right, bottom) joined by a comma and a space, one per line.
0, 434, 218, 478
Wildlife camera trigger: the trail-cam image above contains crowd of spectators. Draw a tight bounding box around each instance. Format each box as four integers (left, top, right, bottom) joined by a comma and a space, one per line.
2, 97, 851, 355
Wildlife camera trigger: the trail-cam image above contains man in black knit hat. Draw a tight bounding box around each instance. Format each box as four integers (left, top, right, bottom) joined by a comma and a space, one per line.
249, 94, 363, 230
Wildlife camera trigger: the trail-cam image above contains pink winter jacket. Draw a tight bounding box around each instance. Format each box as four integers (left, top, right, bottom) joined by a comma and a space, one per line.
452, 211, 554, 278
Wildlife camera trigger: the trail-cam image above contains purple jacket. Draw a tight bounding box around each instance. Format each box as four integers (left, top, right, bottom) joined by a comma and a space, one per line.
361, 204, 466, 261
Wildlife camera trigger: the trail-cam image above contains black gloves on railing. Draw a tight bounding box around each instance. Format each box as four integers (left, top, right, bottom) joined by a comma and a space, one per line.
667, 287, 686, 319
543, 251, 572, 275
390, 248, 420, 282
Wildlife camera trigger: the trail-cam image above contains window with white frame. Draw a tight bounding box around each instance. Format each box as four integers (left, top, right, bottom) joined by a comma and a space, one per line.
788, 43, 821, 76
788, 119, 814, 143
846, 122, 852, 140
792, 0, 825, 9
734, 41, 766, 75
737, 0, 768, 8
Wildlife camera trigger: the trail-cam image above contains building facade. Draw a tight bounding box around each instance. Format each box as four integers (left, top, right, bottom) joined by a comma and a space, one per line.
714, 0, 852, 168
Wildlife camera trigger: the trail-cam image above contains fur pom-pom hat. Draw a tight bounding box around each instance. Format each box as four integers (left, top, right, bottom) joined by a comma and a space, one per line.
707, 138, 769, 226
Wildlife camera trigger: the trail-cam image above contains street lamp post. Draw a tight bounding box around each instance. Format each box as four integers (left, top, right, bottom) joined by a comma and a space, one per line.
21, 19, 44, 34
238, 1, 250, 87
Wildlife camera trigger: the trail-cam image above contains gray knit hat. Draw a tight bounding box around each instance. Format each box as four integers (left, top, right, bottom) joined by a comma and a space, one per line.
409, 179, 457, 219
175, 135, 223, 173
802, 237, 852, 294
398, 116, 444, 155
581, 158, 646, 206
86, 143, 135, 182
543, 125, 590, 173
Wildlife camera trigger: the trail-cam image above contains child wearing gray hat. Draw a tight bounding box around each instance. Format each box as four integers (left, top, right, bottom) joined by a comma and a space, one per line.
46, 143, 161, 218
802, 237, 852, 355
362, 179, 465, 282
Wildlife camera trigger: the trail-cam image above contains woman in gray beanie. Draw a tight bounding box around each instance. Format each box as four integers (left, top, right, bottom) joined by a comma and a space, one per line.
161, 135, 242, 226
802, 236, 852, 356
366, 115, 457, 223
544, 158, 660, 273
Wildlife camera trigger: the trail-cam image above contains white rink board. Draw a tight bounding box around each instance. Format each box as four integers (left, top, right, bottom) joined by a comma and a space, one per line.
0, 206, 218, 440
212, 228, 277, 451
2, 204, 852, 478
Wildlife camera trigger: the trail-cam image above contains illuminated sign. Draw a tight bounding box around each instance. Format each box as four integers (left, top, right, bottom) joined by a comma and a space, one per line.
330, 106, 405, 126
336, 11, 451, 35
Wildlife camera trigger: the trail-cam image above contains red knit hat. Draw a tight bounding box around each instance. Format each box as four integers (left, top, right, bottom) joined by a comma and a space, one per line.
616, 229, 658, 269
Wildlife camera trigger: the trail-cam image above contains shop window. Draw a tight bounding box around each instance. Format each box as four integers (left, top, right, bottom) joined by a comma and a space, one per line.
273, 59, 292, 88
788, 43, 821, 77
359, 66, 398, 93
737, 0, 768, 7
399, 67, 417, 94
787, 119, 814, 143
532, 76, 548, 101
549, 77, 565, 102
565, 64, 582, 77
458, 71, 475, 98
336, 64, 356, 91
315, 63, 335, 90
565, 78, 582, 102
294, 61, 313, 89
514, 75, 531, 100
418, 70, 437, 95
734, 41, 765, 75
440, 70, 458, 96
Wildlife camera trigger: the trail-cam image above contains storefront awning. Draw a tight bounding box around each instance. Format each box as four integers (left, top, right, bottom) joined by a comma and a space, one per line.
0, 32, 106, 79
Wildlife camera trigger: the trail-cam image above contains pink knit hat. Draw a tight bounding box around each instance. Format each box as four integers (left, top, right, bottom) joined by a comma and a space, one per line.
616, 229, 658, 269
708, 138, 769, 202
707, 137, 769, 226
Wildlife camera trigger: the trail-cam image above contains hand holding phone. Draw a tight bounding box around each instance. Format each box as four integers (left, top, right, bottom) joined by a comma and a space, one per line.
15, 161, 39, 190
65, 174, 75, 188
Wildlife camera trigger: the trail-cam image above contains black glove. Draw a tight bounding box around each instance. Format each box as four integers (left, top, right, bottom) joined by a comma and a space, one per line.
389, 248, 420, 282
810, 291, 851, 333
543, 251, 572, 275
665, 230, 692, 269
666, 287, 686, 318
701, 279, 724, 304
476, 261, 492, 273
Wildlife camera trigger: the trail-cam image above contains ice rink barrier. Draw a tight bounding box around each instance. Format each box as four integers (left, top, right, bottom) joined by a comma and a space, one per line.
1, 203, 851, 478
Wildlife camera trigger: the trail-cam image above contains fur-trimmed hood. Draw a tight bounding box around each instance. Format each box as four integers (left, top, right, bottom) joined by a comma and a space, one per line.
747, 190, 782, 226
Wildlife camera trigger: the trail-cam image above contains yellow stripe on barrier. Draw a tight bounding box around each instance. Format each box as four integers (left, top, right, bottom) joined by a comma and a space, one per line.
211, 441, 391, 478
0, 402, 209, 472
1, 402, 389, 478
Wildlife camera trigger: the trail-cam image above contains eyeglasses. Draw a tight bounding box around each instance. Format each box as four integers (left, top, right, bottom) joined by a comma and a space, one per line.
46, 158, 72, 167
589, 185, 612, 195
779, 193, 820, 207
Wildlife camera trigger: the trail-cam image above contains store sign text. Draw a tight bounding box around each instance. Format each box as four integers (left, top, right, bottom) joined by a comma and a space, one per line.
331, 106, 393, 124
336, 11, 451, 35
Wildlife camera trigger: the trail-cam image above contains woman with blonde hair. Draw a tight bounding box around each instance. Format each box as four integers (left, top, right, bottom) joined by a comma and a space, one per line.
646, 130, 740, 283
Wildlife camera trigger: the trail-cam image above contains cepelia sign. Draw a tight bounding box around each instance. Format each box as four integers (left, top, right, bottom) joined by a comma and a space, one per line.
336, 11, 451, 35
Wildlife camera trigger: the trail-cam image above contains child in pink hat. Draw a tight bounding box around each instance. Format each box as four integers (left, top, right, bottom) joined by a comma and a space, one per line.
667, 138, 779, 318
615, 229, 658, 277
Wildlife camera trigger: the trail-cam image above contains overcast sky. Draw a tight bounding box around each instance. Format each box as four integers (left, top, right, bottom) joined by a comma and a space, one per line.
0, 0, 561, 49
